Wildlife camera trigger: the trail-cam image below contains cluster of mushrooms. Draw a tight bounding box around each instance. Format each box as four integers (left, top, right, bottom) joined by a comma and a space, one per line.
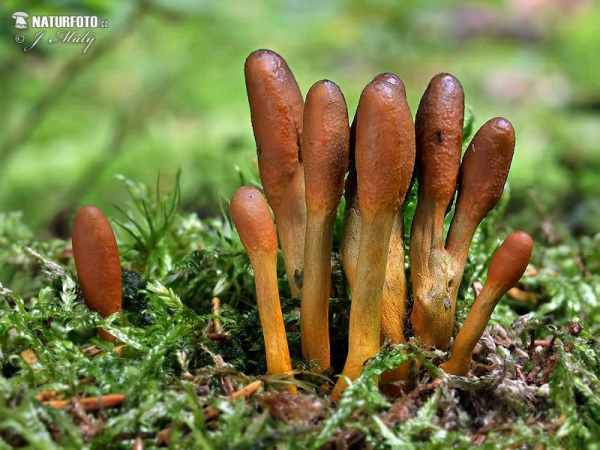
67, 48, 533, 401
230, 49, 533, 399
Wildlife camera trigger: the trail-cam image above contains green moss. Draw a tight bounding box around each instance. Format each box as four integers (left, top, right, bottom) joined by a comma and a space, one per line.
1, 173, 599, 448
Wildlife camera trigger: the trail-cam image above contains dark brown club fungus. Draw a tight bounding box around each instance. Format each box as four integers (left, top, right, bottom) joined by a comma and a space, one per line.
410, 74, 515, 351
72, 205, 122, 341
244, 49, 306, 298
445, 117, 516, 294
300, 80, 350, 371
239, 49, 531, 398
341, 73, 411, 351
230, 186, 296, 391
332, 77, 415, 400
409, 73, 464, 350
442, 231, 533, 376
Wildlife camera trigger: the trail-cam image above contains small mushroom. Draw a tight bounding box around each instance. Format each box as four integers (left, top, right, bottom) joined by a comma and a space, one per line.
300, 80, 350, 370
230, 186, 296, 390
244, 50, 306, 298
441, 231, 533, 376
72, 205, 122, 341
332, 77, 415, 399
446, 117, 516, 268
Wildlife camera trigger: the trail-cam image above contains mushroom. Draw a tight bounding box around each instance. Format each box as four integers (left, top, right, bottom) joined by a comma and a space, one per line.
441, 231, 533, 376
72, 205, 122, 341
445, 117, 516, 285
12, 11, 28, 29
230, 186, 296, 390
372, 73, 410, 350
300, 80, 350, 371
244, 50, 306, 298
409, 73, 464, 350
340, 76, 414, 391
437, 117, 515, 347
332, 77, 415, 399
341, 74, 411, 350
409, 83, 515, 350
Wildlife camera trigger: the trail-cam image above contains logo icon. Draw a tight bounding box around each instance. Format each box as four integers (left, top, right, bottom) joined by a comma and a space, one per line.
12, 11, 29, 29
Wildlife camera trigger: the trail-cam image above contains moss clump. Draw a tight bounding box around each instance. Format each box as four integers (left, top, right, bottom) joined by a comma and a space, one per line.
0, 173, 599, 449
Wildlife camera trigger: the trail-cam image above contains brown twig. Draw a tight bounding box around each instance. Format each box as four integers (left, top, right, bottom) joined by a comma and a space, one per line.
43, 393, 126, 412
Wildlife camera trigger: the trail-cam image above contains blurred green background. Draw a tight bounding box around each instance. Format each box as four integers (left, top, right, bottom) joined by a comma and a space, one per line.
1, 0, 599, 240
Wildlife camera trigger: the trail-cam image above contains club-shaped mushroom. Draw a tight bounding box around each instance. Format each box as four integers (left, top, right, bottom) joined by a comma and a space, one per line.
445, 117, 516, 290
341, 73, 411, 349
409, 73, 464, 350
332, 77, 415, 399
230, 186, 296, 391
72, 205, 122, 341
442, 231, 533, 376
300, 80, 350, 370
244, 50, 306, 298
410, 107, 515, 351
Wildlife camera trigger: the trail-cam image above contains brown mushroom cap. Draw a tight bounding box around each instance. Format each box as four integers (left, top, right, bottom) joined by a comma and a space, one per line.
303, 79, 350, 213
244, 49, 304, 208
355, 79, 415, 217
72, 205, 122, 341
486, 231, 533, 291
415, 73, 464, 208
230, 186, 278, 256
452, 117, 515, 226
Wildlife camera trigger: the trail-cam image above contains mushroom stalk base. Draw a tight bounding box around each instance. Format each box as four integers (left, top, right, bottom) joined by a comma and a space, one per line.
253, 252, 296, 392
300, 212, 335, 371
332, 212, 394, 400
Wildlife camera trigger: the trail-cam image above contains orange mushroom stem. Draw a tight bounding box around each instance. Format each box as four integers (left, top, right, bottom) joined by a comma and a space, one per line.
441, 231, 533, 376
230, 186, 296, 391
72, 205, 122, 342
244, 49, 306, 298
300, 80, 350, 370
332, 77, 415, 400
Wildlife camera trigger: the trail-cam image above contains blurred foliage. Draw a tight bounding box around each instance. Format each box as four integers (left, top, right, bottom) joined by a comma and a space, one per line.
0, 0, 598, 240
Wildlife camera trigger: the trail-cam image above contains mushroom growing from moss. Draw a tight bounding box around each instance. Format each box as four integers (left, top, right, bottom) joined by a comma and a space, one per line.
230, 186, 296, 391
244, 49, 306, 298
72, 205, 122, 341
341, 73, 411, 351
332, 77, 415, 399
442, 231, 533, 376
409, 73, 464, 350
300, 80, 350, 371
341, 73, 413, 387
410, 74, 516, 350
